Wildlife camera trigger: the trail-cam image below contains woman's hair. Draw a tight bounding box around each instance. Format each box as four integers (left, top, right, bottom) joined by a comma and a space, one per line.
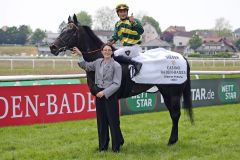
101, 44, 115, 52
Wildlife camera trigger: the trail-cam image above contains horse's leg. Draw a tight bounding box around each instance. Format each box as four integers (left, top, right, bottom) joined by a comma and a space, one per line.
158, 86, 181, 145
167, 96, 181, 145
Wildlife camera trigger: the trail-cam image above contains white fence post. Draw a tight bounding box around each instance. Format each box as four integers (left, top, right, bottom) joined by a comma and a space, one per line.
70, 60, 73, 69
32, 59, 35, 69
195, 74, 199, 79
52, 60, 55, 69
10, 59, 13, 70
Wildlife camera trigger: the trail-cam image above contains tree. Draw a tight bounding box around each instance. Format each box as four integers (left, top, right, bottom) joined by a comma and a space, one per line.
235, 39, 240, 50
76, 11, 93, 28
4, 26, 19, 44
17, 25, 32, 44
0, 25, 32, 44
142, 16, 161, 35
0, 29, 7, 44
30, 28, 46, 44
58, 21, 67, 33
94, 6, 117, 30
189, 34, 202, 50
214, 17, 232, 37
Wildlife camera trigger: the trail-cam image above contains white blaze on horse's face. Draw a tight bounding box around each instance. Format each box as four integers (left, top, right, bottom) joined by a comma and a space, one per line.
102, 46, 113, 59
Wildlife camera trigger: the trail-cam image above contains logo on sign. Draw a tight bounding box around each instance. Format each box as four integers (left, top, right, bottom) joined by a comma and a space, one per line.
126, 93, 157, 112
219, 82, 239, 103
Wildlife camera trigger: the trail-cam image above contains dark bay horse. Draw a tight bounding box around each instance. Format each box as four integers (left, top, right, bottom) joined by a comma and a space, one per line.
50, 14, 193, 145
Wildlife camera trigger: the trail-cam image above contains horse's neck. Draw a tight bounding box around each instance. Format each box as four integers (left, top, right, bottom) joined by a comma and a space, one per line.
80, 28, 103, 50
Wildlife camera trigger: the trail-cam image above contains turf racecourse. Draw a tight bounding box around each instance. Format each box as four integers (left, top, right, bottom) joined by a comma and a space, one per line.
0, 104, 239, 160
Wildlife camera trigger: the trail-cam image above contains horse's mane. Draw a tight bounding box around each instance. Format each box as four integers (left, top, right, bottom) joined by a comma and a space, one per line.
82, 26, 104, 48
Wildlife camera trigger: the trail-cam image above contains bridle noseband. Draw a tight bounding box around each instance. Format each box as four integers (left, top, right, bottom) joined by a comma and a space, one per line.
82, 48, 102, 54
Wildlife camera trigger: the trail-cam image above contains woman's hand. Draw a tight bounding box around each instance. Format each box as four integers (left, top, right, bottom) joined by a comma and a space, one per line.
96, 91, 105, 98
72, 47, 82, 56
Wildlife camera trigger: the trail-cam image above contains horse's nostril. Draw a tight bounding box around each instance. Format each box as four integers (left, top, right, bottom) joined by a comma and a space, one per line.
49, 44, 59, 55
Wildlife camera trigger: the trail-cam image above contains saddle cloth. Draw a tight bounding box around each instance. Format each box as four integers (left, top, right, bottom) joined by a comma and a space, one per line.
131, 48, 187, 84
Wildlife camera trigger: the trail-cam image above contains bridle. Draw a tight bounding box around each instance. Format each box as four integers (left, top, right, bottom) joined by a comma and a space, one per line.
82, 48, 102, 54
56, 23, 79, 52
56, 23, 102, 55
56, 37, 70, 52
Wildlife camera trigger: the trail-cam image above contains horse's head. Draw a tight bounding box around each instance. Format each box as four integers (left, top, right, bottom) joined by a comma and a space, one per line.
50, 14, 80, 55
50, 14, 104, 61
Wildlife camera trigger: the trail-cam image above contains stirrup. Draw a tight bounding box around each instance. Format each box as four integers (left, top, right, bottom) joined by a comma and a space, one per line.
129, 66, 135, 79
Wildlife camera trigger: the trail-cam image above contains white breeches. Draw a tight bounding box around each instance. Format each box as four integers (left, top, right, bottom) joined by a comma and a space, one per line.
114, 45, 140, 58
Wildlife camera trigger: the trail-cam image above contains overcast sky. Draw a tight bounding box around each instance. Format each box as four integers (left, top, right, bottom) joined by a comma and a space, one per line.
1, 0, 240, 32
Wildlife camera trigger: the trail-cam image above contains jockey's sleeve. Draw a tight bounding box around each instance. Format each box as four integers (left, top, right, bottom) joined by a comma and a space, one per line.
132, 19, 144, 35
111, 23, 119, 42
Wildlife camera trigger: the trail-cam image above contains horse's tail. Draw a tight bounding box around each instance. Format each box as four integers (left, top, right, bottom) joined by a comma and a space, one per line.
182, 59, 194, 123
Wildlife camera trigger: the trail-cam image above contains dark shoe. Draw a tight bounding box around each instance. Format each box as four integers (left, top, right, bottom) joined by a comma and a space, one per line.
120, 140, 124, 146
99, 144, 108, 152
112, 148, 120, 153
133, 62, 142, 76
99, 148, 108, 152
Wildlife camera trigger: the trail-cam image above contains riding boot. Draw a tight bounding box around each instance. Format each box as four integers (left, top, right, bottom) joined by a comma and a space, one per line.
114, 55, 142, 77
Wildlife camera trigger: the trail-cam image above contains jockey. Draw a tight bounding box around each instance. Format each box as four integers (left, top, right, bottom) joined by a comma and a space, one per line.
108, 3, 144, 77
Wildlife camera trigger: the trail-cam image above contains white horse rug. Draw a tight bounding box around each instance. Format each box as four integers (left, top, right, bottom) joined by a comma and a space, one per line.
131, 48, 187, 84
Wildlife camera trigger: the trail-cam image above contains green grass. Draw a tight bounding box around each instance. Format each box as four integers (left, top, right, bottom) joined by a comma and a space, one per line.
0, 46, 38, 56
0, 104, 239, 160
190, 74, 240, 80
0, 68, 83, 75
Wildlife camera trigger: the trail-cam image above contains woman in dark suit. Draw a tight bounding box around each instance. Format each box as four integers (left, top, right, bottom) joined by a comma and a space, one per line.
72, 44, 124, 153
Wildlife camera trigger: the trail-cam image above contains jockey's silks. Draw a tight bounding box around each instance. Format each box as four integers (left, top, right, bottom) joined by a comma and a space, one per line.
112, 18, 144, 46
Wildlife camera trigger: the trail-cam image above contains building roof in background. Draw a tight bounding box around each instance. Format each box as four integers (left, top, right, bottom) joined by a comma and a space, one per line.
202, 37, 221, 43
165, 26, 186, 33
197, 30, 218, 38
1, 26, 8, 31
174, 31, 193, 38
197, 38, 237, 52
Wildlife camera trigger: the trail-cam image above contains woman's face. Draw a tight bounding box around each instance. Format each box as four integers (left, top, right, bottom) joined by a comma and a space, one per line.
118, 9, 128, 20
102, 45, 113, 59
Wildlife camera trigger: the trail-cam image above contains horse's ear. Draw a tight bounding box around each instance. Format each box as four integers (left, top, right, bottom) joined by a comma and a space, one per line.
68, 16, 72, 23
73, 14, 80, 26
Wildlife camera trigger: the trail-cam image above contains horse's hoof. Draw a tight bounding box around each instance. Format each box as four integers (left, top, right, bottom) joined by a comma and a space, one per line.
167, 139, 178, 146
